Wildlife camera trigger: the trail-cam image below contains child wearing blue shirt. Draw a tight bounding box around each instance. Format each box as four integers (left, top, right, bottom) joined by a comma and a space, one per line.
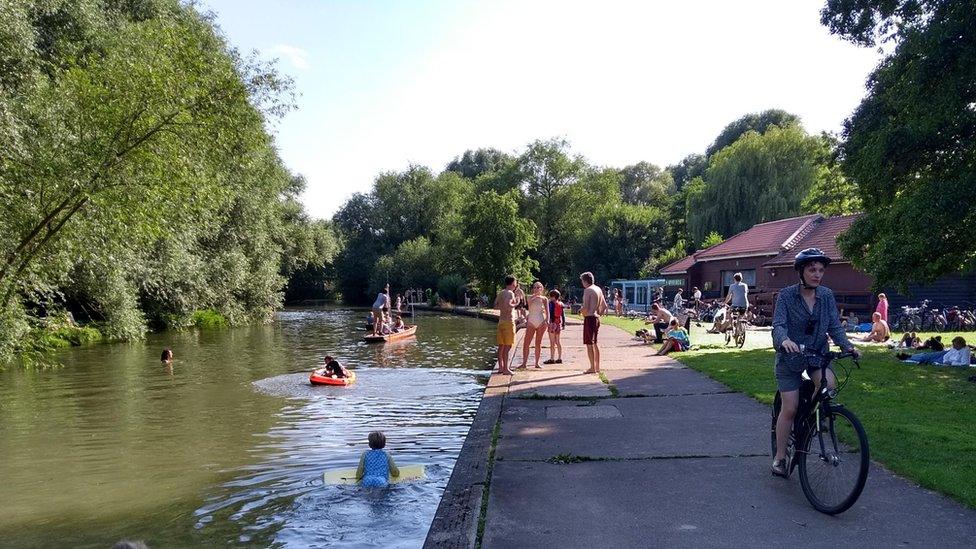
356, 431, 400, 487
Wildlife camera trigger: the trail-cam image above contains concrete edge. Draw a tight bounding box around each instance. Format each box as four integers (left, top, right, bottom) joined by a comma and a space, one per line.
423, 376, 509, 548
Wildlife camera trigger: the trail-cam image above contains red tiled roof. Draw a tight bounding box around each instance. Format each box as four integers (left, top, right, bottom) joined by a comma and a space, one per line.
660, 254, 696, 274
695, 214, 821, 260
763, 214, 863, 267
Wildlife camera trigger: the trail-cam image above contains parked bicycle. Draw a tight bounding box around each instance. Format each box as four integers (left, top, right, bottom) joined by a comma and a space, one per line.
895, 300, 928, 332
770, 348, 869, 514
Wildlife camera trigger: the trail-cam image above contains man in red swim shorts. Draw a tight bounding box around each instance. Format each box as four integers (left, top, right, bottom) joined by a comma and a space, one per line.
579, 271, 608, 374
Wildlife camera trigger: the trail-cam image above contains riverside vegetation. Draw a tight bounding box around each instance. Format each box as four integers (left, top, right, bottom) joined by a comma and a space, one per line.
3, 0, 970, 365
0, 1, 338, 363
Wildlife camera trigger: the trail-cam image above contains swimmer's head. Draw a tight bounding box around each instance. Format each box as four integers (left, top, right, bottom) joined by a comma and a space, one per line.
160, 348, 173, 362
368, 431, 386, 450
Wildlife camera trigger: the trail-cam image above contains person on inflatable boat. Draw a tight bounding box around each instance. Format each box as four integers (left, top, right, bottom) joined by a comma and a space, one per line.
323, 355, 349, 378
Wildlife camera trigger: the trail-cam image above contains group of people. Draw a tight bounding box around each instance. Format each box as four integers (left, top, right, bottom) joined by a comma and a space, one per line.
494, 276, 570, 374
369, 284, 408, 336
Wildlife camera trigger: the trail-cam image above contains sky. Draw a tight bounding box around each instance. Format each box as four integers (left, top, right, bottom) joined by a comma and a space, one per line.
198, 0, 884, 220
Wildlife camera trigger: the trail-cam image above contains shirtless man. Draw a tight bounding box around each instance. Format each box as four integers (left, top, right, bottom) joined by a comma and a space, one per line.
580, 271, 608, 374
494, 275, 520, 375
860, 311, 890, 343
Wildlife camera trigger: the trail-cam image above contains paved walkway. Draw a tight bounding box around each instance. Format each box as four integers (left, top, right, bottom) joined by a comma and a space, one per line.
474, 323, 976, 548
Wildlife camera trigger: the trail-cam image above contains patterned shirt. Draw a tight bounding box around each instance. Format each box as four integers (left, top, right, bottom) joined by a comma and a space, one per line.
772, 284, 852, 372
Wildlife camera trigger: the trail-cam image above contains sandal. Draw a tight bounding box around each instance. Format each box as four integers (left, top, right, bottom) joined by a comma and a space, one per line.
533, 364, 543, 369
555, 359, 562, 364
543, 359, 556, 364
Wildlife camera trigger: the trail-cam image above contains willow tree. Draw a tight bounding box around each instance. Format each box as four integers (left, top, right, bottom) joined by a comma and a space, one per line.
687, 125, 824, 243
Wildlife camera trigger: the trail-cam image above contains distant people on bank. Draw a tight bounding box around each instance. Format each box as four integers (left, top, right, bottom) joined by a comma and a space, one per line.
494, 276, 519, 375
544, 290, 566, 365
357, 431, 400, 488
371, 284, 391, 336
580, 271, 608, 374
645, 303, 673, 344
322, 355, 349, 378
876, 292, 889, 323
673, 287, 684, 312
160, 348, 173, 364
656, 318, 690, 356
898, 337, 971, 367
859, 312, 890, 343
513, 283, 527, 326
613, 288, 623, 316
395, 294, 403, 313
516, 281, 549, 369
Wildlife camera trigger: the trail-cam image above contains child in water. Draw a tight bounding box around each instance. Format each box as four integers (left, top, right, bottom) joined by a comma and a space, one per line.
356, 431, 400, 487
160, 348, 174, 364
323, 355, 349, 378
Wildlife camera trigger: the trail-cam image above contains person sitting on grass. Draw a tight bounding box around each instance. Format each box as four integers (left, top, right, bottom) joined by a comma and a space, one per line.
859, 312, 890, 343
656, 318, 690, 356
356, 431, 400, 488
895, 331, 919, 349
707, 303, 729, 334
323, 355, 349, 378
917, 335, 944, 351
899, 336, 971, 367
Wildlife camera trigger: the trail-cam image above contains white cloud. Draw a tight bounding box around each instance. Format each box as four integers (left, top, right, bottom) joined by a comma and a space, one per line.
269, 44, 310, 71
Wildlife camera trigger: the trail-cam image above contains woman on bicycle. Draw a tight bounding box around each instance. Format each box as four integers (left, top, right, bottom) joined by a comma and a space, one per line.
771, 248, 859, 477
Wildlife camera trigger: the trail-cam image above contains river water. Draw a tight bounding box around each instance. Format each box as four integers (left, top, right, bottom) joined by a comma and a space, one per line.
0, 308, 495, 548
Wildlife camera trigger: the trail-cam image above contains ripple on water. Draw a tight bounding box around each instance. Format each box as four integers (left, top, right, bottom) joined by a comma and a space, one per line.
192, 367, 485, 547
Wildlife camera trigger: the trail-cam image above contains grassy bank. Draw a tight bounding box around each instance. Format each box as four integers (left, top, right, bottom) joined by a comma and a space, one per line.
672, 346, 976, 508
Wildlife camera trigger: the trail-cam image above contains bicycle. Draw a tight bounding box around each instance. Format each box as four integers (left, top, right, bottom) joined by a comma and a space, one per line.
724, 307, 747, 348
770, 348, 870, 515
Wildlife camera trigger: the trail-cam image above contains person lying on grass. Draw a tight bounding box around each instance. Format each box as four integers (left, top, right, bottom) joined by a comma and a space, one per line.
898, 336, 971, 367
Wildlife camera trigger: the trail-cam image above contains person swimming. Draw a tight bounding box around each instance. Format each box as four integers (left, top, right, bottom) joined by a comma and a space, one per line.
160, 348, 173, 364
356, 431, 400, 488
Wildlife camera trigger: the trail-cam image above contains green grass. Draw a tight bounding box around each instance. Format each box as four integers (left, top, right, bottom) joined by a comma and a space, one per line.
672, 346, 976, 508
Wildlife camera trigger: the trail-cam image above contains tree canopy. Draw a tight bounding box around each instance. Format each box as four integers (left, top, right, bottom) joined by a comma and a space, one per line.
831, 0, 976, 288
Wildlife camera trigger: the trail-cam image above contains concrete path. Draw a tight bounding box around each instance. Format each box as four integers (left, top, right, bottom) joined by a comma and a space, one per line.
474, 323, 976, 548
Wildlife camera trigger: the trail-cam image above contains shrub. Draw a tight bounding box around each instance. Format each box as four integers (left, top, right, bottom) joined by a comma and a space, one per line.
191, 309, 229, 329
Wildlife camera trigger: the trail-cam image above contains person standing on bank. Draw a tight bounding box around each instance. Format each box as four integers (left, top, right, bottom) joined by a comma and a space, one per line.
580, 271, 609, 374
494, 276, 520, 375
770, 248, 858, 478
517, 281, 549, 369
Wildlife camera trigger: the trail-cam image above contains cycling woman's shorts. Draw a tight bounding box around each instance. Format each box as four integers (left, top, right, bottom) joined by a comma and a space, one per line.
774, 353, 821, 392
730, 306, 747, 315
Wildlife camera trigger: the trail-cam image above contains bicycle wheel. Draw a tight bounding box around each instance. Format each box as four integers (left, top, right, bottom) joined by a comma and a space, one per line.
797, 406, 870, 514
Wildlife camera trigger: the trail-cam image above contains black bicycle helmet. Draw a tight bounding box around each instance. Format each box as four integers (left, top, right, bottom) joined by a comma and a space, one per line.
793, 248, 831, 271
794, 248, 831, 288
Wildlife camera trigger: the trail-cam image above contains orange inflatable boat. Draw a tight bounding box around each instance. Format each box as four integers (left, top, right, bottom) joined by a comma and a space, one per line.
309, 368, 357, 386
